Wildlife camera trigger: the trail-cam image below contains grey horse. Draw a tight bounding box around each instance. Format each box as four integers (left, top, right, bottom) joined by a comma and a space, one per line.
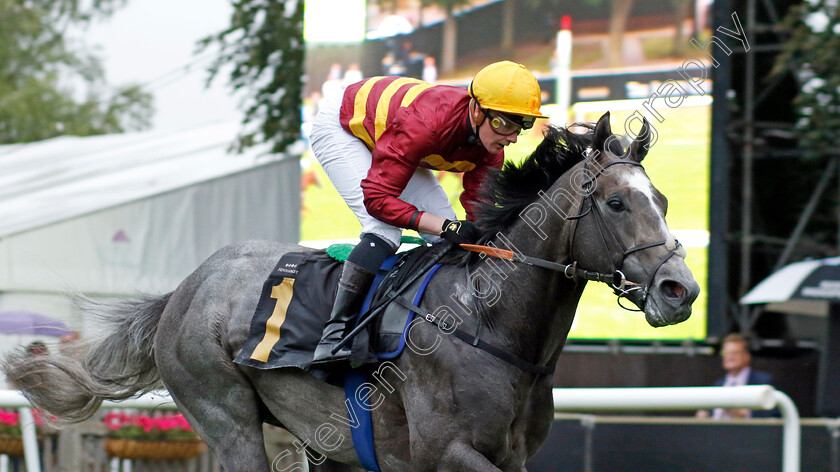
3, 112, 699, 471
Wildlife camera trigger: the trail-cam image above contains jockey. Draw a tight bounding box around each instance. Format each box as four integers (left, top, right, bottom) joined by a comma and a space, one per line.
309, 61, 548, 367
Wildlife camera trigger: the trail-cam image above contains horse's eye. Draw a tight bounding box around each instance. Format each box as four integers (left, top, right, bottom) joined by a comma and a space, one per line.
607, 199, 624, 212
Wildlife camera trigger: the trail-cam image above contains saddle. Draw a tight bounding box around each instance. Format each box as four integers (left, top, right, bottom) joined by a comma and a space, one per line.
233, 242, 446, 373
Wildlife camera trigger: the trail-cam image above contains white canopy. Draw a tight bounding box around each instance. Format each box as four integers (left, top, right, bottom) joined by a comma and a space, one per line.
0, 121, 301, 335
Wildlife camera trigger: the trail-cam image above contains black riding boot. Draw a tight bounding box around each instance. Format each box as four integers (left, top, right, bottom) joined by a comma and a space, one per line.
310, 261, 376, 368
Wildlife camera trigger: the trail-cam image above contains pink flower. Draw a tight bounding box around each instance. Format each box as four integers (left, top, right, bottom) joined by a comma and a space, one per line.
102, 412, 195, 439
0, 411, 20, 427
103, 412, 126, 430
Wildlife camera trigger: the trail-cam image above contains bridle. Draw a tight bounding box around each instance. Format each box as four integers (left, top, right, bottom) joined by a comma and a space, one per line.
464, 157, 683, 311
433, 157, 684, 375
566, 158, 682, 310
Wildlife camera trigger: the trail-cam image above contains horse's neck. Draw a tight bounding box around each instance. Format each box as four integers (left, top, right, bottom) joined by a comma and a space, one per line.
471, 185, 583, 365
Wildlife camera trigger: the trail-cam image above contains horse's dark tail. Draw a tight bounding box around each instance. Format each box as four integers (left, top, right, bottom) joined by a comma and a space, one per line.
2, 293, 171, 424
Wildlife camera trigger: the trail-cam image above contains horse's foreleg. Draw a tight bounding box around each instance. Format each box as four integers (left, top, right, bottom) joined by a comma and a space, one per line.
436, 442, 505, 472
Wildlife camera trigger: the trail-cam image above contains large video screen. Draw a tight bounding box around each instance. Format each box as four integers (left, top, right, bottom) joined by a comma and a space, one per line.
563, 101, 709, 340
301, 0, 713, 341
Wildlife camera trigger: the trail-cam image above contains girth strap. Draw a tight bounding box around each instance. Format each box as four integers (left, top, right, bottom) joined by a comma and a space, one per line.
394, 295, 556, 376
344, 371, 382, 472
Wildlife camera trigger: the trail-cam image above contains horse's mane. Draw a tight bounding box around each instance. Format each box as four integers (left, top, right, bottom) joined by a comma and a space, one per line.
474, 123, 592, 235
440, 123, 592, 267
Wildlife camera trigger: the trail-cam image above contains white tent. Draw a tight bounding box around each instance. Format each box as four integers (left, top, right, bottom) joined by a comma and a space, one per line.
0, 121, 301, 341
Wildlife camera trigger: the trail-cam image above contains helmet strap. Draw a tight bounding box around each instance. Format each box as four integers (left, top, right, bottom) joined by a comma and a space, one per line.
467, 100, 483, 147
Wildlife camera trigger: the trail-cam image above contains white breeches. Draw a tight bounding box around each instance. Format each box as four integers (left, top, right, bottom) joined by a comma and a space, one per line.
310, 90, 456, 247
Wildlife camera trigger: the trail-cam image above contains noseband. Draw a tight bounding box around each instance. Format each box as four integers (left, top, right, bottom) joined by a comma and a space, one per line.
567, 159, 681, 310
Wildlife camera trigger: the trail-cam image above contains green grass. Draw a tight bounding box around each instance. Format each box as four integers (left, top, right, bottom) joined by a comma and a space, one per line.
570, 43, 604, 69
641, 36, 677, 61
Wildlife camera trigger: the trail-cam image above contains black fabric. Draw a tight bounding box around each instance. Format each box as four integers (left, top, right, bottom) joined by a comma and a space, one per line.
408, 211, 421, 230
792, 264, 840, 300
233, 245, 447, 372
234, 252, 342, 370
367, 243, 441, 309
366, 243, 445, 354
348, 233, 396, 273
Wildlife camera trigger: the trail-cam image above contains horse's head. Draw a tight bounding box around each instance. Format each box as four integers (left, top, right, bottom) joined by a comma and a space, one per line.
568, 112, 700, 327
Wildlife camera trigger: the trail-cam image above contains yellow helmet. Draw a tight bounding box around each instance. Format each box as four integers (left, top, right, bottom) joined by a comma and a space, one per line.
469, 61, 549, 120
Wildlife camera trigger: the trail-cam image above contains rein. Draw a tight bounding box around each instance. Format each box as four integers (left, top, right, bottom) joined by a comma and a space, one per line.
459, 244, 639, 293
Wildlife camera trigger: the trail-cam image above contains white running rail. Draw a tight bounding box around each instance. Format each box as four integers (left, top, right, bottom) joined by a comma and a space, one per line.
553, 385, 800, 472
1, 387, 799, 472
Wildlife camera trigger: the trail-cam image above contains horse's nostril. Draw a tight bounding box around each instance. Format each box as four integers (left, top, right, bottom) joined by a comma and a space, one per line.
662, 280, 685, 299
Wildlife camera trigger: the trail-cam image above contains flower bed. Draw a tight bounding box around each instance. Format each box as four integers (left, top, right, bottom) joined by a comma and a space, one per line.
0, 410, 22, 437
104, 437, 204, 461
103, 412, 204, 460
0, 409, 49, 456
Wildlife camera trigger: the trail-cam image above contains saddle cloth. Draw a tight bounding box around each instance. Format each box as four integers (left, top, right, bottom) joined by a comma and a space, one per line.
233, 244, 442, 371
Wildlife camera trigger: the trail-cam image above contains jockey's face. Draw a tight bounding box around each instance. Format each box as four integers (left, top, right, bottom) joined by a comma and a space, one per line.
472, 104, 518, 154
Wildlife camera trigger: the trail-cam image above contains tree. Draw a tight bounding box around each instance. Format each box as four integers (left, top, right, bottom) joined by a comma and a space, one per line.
775, 1, 840, 159
670, 0, 692, 57
524, 0, 636, 68
425, 0, 471, 75
200, 0, 305, 154
604, 0, 633, 67
0, 0, 153, 144
500, 0, 515, 56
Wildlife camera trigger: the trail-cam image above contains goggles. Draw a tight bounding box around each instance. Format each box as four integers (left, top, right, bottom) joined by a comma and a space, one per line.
484, 108, 534, 136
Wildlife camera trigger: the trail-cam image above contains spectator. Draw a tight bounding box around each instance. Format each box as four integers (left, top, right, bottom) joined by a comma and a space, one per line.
26, 341, 48, 356
321, 63, 344, 99
343, 63, 363, 88
697, 333, 781, 419
59, 331, 81, 358
422, 56, 438, 84
5, 341, 48, 387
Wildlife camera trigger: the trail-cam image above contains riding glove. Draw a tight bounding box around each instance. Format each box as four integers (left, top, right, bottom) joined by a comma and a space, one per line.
440, 219, 482, 245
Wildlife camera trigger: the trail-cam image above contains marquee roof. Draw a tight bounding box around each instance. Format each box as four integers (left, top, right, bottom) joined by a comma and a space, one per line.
0, 122, 295, 239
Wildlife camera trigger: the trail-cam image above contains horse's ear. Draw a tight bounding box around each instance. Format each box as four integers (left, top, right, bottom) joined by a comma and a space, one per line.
629, 117, 651, 163
592, 112, 612, 160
